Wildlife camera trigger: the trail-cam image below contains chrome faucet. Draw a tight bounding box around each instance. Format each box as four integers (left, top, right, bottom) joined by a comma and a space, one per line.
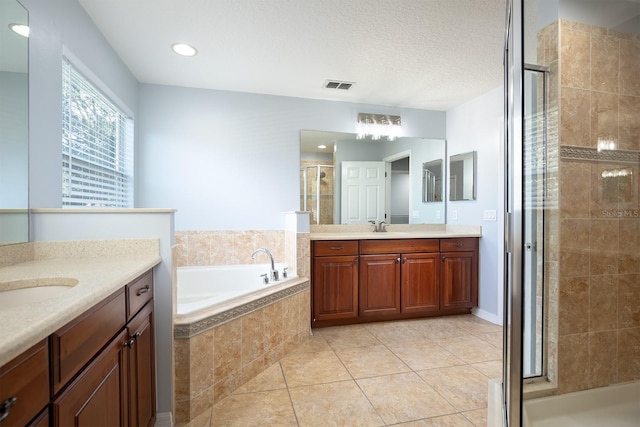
369, 220, 387, 232
250, 248, 279, 282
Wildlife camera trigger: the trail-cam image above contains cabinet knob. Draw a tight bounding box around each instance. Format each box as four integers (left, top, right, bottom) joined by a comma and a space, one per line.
131, 331, 142, 340
0, 397, 17, 423
136, 285, 150, 296
124, 339, 135, 348
397, 257, 401, 263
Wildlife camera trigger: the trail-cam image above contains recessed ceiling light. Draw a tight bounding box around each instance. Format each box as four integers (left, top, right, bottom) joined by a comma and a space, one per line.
9, 23, 29, 38
318, 145, 327, 149
171, 43, 197, 57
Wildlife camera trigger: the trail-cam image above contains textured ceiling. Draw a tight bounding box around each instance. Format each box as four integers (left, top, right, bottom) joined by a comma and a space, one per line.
78, 0, 507, 111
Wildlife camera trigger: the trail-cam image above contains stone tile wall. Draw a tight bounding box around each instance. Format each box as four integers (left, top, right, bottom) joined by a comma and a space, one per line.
540, 19, 640, 394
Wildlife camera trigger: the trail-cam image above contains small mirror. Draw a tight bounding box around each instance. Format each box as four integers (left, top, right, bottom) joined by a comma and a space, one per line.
449, 151, 476, 201
422, 159, 443, 202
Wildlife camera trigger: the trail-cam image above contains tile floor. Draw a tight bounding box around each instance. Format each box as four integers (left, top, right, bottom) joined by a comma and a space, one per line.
187, 314, 502, 427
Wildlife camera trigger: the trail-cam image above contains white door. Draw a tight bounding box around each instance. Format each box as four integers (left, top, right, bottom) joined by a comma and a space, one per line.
341, 161, 386, 224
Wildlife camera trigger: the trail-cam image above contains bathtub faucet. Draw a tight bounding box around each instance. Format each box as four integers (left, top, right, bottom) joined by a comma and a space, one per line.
250, 248, 279, 282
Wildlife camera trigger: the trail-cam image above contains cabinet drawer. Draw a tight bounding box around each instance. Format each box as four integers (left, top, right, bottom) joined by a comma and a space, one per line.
0, 339, 49, 427
314, 240, 359, 256
127, 270, 154, 320
440, 238, 478, 252
360, 239, 439, 255
51, 289, 126, 395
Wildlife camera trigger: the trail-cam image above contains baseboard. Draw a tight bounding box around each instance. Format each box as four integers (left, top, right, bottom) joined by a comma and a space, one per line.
154, 412, 173, 427
472, 307, 502, 325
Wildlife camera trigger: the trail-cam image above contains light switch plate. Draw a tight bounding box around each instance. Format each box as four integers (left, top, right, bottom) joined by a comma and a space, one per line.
484, 209, 497, 221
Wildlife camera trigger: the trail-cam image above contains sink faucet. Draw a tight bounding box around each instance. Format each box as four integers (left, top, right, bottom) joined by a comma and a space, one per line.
369, 220, 387, 232
250, 248, 279, 282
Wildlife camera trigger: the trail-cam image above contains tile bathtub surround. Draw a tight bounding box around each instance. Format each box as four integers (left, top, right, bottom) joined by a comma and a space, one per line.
173, 288, 310, 424
539, 19, 640, 394
179, 314, 502, 427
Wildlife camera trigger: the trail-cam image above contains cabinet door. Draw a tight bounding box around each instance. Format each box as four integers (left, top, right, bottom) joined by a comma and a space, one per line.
313, 255, 359, 321
53, 330, 128, 427
359, 254, 401, 317
441, 251, 478, 309
127, 303, 156, 427
401, 253, 439, 314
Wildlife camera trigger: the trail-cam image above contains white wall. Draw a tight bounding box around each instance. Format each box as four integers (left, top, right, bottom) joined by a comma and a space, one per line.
137, 84, 446, 230
446, 85, 504, 324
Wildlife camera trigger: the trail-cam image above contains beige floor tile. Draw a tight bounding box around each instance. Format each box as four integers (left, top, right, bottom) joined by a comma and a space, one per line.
408, 318, 470, 341
210, 389, 297, 426
470, 360, 502, 380
291, 334, 332, 353
335, 344, 411, 378
418, 365, 490, 412
357, 372, 457, 424
386, 340, 465, 371
232, 362, 287, 394
316, 325, 381, 350
474, 331, 503, 349
448, 315, 503, 335
365, 321, 432, 346
289, 380, 384, 427
437, 335, 502, 364
397, 413, 475, 426
174, 408, 211, 427
280, 350, 351, 387
461, 408, 487, 427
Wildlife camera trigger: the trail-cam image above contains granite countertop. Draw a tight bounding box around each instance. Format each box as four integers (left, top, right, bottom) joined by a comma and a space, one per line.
0, 239, 161, 367
310, 224, 482, 240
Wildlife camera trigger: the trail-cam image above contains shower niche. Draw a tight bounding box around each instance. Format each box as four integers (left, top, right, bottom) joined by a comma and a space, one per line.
300, 164, 335, 225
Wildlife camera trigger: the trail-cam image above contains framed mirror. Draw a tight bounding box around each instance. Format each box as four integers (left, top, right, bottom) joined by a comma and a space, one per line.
0, 0, 29, 245
449, 151, 476, 201
422, 159, 443, 202
301, 130, 446, 225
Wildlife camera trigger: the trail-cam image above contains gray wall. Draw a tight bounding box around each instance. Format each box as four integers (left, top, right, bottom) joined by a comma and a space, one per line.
137, 84, 446, 230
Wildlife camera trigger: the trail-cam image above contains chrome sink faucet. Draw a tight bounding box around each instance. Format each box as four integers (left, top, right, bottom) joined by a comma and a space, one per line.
250, 248, 279, 282
369, 220, 387, 232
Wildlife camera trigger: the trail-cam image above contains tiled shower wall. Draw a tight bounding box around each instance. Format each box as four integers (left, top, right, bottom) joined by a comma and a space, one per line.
540, 19, 640, 394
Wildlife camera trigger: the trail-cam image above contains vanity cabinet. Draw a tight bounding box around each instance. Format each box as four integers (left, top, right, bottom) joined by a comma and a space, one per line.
0, 339, 49, 426
0, 270, 155, 427
312, 241, 359, 322
440, 238, 478, 310
311, 237, 478, 327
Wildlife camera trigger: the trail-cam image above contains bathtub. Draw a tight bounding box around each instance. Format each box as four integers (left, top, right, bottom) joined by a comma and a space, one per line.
523, 381, 640, 426
176, 263, 297, 315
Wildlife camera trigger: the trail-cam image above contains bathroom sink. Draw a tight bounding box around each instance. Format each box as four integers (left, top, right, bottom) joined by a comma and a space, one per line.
0, 277, 79, 309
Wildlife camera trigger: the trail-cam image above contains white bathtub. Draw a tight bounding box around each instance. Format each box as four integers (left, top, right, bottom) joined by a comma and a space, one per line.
523, 381, 640, 426
176, 263, 297, 315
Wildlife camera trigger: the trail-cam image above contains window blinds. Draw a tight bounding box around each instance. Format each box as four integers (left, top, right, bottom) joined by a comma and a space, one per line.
62, 59, 133, 207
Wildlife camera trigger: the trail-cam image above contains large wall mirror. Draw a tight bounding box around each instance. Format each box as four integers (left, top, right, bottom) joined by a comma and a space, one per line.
449, 151, 476, 201
0, 0, 29, 244
300, 130, 446, 225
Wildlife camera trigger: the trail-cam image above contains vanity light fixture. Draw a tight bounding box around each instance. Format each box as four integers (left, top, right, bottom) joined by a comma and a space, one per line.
171, 43, 198, 57
356, 113, 402, 141
9, 23, 29, 38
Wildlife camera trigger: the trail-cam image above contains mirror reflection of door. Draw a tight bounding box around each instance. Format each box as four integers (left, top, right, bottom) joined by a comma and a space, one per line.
341, 161, 385, 224
390, 157, 410, 224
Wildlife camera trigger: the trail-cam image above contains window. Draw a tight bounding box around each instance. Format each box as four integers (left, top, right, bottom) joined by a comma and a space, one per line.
62, 59, 133, 207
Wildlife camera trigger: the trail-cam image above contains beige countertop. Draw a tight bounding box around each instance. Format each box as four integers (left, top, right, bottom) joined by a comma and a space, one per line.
0, 239, 161, 367
310, 224, 482, 240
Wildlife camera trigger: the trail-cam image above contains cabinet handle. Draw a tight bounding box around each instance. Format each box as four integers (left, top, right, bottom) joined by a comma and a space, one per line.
136, 285, 150, 296
131, 331, 142, 340
330, 246, 343, 250
455, 243, 464, 247
0, 397, 17, 423
397, 257, 401, 263
124, 339, 135, 348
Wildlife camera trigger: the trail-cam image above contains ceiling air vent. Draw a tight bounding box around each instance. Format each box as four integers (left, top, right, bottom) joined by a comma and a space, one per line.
324, 80, 354, 90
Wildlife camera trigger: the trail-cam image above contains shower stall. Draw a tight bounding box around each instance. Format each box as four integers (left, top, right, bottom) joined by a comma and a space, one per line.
300, 164, 335, 225
504, 0, 640, 425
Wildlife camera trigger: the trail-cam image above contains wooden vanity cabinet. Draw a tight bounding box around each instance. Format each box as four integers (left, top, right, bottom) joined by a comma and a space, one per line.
359, 239, 439, 318
126, 302, 155, 427
312, 241, 359, 324
0, 339, 49, 426
440, 238, 478, 310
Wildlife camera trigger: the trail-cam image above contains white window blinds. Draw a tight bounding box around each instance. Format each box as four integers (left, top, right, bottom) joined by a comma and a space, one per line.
62, 59, 133, 207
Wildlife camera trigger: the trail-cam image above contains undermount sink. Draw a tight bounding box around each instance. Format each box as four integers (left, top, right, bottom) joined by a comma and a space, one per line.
0, 277, 79, 309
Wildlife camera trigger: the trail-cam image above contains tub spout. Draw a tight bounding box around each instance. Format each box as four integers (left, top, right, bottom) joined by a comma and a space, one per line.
251, 248, 278, 282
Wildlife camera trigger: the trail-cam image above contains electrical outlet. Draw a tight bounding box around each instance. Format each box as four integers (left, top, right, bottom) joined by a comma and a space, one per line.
451, 210, 458, 221
483, 209, 497, 221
